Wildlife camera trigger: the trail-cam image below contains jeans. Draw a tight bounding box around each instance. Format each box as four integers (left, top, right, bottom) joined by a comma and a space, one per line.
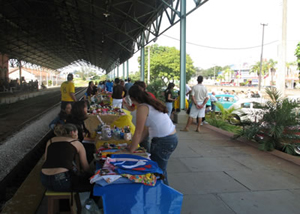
165, 102, 173, 117
151, 133, 178, 185
140, 136, 151, 153
41, 171, 93, 192
41, 171, 72, 192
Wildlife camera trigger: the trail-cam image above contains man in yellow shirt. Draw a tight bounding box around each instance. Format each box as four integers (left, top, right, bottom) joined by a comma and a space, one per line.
60, 73, 76, 109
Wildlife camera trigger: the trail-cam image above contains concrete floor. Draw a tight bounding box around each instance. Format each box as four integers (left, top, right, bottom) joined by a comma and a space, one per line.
169, 113, 300, 214
37, 113, 300, 214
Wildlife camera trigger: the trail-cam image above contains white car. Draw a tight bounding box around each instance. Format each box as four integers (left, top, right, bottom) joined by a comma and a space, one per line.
228, 98, 267, 125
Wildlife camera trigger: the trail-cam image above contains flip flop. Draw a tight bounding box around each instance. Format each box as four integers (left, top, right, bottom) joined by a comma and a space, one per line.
180, 129, 189, 132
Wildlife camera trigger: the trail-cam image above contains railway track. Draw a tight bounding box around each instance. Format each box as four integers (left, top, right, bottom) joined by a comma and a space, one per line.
0, 87, 85, 143
0, 87, 86, 212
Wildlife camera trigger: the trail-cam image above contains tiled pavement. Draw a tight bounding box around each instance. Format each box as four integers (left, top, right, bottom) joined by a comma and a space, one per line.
170, 114, 300, 214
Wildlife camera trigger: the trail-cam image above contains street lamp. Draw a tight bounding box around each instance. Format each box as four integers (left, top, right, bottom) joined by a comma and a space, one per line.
259, 23, 268, 91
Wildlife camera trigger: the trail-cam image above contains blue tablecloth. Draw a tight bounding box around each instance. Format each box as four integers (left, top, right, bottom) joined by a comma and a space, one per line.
93, 180, 183, 214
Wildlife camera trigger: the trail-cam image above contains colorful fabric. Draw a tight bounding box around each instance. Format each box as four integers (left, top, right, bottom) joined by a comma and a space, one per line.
110, 154, 163, 175
121, 173, 157, 186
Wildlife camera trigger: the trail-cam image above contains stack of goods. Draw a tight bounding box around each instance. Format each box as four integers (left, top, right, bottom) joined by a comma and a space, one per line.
96, 125, 132, 141
94, 142, 148, 159
89, 105, 126, 116
87, 93, 111, 106
90, 154, 163, 187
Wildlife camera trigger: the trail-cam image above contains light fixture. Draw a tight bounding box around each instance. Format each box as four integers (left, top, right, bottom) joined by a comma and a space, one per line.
103, 12, 110, 17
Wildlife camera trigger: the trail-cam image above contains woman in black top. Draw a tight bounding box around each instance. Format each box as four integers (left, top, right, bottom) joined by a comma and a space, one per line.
41, 123, 92, 192
164, 82, 175, 117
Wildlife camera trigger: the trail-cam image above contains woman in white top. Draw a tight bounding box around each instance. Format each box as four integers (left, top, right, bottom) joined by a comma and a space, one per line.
128, 85, 178, 185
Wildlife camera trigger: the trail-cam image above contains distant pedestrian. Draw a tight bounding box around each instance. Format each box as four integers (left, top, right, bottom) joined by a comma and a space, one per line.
164, 82, 175, 117
181, 76, 208, 132
112, 78, 127, 108
125, 77, 134, 92
60, 73, 76, 110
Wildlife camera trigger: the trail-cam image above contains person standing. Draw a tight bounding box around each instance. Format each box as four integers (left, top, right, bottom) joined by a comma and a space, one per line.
127, 85, 178, 185
210, 91, 217, 112
164, 82, 175, 117
181, 76, 208, 132
112, 78, 127, 108
105, 80, 113, 93
60, 73, 76, 110
124, 77, 134, 92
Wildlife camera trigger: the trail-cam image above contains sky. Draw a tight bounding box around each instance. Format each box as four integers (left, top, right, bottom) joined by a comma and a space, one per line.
126, 0, 300, 73
61, 0, 300, 76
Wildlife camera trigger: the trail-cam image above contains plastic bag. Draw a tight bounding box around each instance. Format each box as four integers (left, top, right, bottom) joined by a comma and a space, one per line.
93, 180, 183, 214
82, 198, 102, 214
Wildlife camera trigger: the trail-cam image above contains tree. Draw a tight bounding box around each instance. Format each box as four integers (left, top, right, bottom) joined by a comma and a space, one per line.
295, 42, 300, 70
250, 60, 269, 76
139, 44, 196, 86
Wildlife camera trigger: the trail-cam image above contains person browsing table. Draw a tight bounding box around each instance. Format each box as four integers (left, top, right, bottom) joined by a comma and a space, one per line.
127, 85, 178, 185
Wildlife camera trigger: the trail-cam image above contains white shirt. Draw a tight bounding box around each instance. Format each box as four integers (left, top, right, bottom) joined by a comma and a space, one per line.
141, 104, 175, 138
191, 84, 208, 103
185, 84, 191, 100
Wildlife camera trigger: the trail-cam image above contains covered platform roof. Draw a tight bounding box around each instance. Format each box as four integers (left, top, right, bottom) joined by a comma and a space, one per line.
0, 0, 208, 73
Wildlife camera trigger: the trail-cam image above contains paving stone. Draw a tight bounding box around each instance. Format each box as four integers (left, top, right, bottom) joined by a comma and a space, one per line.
179, 157, 247, 172
225, 169, 300, 190
168, 172, 248, 194
181, 194, 235, 214
218, 190, 300, 214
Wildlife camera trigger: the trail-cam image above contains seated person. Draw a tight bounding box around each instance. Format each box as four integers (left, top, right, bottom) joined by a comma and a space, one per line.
40, 123, 92, 192
49, 103, 72, 130
66, 101, 95, 163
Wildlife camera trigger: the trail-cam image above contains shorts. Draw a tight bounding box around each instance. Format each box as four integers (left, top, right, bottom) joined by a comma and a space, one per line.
189, 103, 206, 118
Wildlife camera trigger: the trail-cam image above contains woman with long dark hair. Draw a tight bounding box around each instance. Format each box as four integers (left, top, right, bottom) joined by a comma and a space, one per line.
164, 82, 175, 117
128, 85, 178, 185
66, 101, 95, 163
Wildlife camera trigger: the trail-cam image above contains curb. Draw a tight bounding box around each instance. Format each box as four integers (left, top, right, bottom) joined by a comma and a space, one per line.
204, 124, 300, 167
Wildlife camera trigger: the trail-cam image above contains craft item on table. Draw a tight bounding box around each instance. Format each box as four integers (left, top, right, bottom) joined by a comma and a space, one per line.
101, 125, 111, 140
121, 173, 157, 186
110, 154, 163, 175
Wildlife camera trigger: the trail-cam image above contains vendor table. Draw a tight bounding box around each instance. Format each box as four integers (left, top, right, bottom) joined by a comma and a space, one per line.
93, 177, 183, 214
84, 109, 135, 136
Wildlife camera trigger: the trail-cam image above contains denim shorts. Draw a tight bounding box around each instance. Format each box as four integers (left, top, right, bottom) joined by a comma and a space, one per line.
40, 171, 72, 192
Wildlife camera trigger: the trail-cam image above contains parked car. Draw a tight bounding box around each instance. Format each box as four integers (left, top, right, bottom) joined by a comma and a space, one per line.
228, 98, 267, 125
214, 94, 239, 111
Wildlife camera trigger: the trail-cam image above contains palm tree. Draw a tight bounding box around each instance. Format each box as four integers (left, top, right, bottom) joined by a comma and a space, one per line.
223, 68, 234, 82
267, 59, 277, 85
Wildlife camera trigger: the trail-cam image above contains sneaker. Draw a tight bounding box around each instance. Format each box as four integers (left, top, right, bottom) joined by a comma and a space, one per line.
200, 122, 203, 126
203, 121, 209, 125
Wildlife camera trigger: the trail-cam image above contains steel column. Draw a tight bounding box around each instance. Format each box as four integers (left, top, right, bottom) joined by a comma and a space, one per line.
180, 0, 186, 110
140, 33, 145, 81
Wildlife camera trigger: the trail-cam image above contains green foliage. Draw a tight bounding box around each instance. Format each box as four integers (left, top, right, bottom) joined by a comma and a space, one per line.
282, 143, 297, 155
147, 79, 166, 102
235, 87, 300, 152
250, 59, 277, 76
92, 75, 101, 80
140, 44, 196, 85
207, 118, 241, 134
48, 80, 52, 85
295, 42, 300, 70
215, 102, 239, 121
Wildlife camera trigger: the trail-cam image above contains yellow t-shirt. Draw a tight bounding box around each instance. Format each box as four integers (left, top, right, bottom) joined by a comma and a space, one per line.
174, 96, 189, 110
60, 81, 75, 101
